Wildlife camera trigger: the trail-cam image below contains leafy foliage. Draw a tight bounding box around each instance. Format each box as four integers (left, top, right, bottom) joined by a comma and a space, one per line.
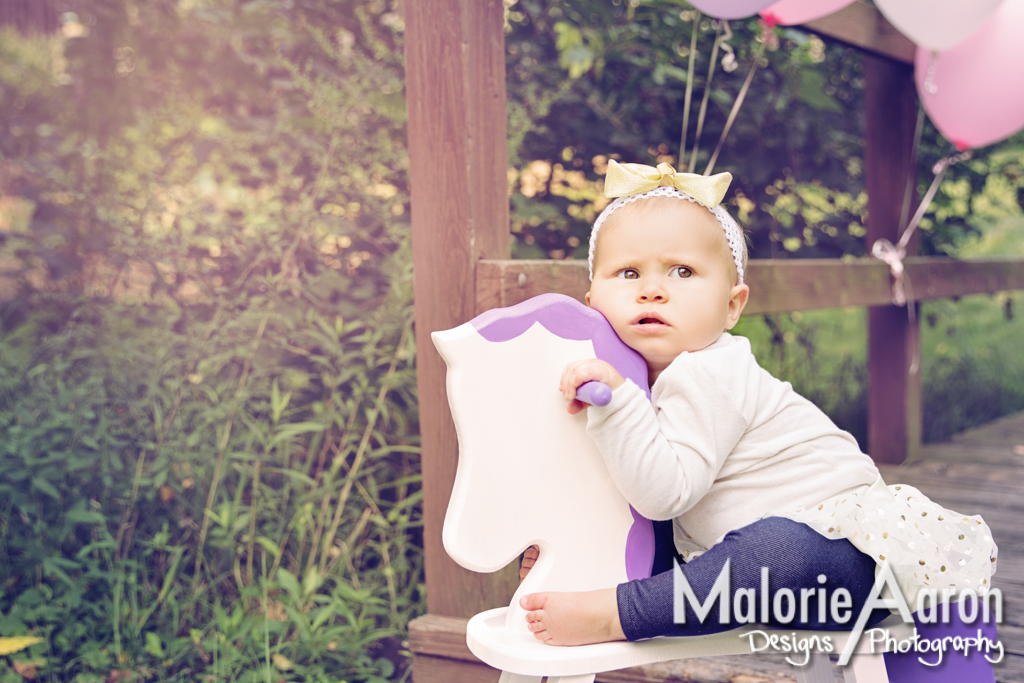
503, 0, 1024, 261
0, 1, 419, 680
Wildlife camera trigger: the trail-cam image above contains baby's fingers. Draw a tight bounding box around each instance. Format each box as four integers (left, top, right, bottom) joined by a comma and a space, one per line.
566, 398, 587, 415
559, 359, 603, 400
559, 361, 584, 400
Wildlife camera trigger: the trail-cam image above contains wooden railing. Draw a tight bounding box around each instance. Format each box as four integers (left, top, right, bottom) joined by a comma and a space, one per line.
477, 256, 1024, 315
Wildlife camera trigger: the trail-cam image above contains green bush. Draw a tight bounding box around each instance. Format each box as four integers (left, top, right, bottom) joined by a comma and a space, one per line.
1, 2, 421, 680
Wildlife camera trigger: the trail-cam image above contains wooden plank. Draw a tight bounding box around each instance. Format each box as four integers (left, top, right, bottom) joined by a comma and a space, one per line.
999, 625, 1024, 656
800, 1, 915, 64
905, 257, 1024, 301
864, 53, 920, 466
408, 614, 479, 663
994, 588, 1024, 629
406, 0, 519, 619
951, 410, 1024, 446
597, 655, 818, 682
878, 461, 1024, 493
411, 654, 501, 683
476, 259, 590, 312
994, 654, 1024, 683
913, 443, 1024, 467
475, 257, 1024, 316
409, 649, 812, 683
749, 258, 890, 313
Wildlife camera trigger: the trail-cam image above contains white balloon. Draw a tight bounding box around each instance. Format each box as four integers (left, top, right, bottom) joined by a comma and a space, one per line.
876, 0, 1005, 51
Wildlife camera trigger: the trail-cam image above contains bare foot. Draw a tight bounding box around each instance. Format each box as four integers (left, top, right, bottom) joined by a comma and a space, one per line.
519, 545, 539, 582
520, 588, 626, 646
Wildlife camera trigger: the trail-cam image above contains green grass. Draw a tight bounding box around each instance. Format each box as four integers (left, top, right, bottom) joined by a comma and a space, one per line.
732, 289, 1024, 450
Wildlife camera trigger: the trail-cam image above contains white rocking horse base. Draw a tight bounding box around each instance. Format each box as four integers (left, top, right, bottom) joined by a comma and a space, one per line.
469, 606, 913, 683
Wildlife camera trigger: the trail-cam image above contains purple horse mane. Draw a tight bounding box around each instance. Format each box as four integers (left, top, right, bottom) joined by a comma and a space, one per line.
469, 293, 655, 581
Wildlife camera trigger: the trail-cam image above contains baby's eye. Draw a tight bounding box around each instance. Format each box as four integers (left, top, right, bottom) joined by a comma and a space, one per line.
670, 266, 693, 278
617, 268, 640, 280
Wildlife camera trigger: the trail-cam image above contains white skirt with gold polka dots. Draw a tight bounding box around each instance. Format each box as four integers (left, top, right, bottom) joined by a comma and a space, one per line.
775, 475, 998, 608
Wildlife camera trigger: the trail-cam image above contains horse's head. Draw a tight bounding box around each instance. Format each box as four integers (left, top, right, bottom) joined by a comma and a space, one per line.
432, 294, 654, 632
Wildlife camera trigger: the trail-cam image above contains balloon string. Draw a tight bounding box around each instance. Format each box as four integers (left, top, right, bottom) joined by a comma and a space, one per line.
688, 20, 723, 173
678, 11, 701, 170
901, 149, 972, 252
871, 148, 972, 374
898, 106, 926, 234
923, 51, 939, 95
705, 25, 768, 177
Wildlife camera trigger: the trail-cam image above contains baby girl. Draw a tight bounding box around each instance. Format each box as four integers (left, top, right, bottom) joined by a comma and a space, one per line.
517, 160, 997, 648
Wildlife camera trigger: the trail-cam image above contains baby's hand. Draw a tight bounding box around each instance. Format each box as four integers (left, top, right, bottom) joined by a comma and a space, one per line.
560, 359, 625, 415
520, 545, 539, 582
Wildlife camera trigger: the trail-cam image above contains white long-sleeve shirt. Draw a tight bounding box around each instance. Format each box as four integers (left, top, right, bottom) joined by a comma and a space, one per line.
587, 332, 879, 555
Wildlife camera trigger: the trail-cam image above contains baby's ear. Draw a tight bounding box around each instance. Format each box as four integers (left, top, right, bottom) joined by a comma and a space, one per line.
725, 284, 749, 329
585, 291, 592, 307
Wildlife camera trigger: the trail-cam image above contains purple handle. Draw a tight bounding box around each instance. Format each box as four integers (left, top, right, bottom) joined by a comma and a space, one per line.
575, 380, 613, 407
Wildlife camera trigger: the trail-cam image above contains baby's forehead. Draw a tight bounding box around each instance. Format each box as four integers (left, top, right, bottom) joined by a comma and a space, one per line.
600, 197, 725, 244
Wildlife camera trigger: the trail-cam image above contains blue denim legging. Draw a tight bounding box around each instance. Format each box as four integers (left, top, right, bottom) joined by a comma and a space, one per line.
618, 516, 889, 640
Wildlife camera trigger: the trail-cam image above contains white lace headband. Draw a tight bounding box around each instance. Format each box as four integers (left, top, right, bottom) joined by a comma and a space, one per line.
587, 186, 746, 284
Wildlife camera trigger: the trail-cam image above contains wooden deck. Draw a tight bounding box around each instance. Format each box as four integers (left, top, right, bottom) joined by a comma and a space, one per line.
409, 410, 1024, 682
877, 410, 1024, 683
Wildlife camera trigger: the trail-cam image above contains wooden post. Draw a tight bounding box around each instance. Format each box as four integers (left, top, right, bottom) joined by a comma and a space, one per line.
864, 54, 920, 464
405, 0, 517, 622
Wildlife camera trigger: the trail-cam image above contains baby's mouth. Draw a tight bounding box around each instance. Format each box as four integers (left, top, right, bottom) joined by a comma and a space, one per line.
633, 314, 669, 327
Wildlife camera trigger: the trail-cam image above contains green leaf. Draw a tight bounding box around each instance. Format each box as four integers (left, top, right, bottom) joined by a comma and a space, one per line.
796, 71, 843, 113
65, 505, 105, 525
270, 421, 326, 446
276, 568, 300, 603
31, 476, 61, 500
143, 632, 164, 658
310, 605, 336, 630
375, 657, 395, 678
271, 379, 291, 425
41, 558, 75, 587
302, 565, 321, 600
262, 467, 315, 488
255, 536, 281, 557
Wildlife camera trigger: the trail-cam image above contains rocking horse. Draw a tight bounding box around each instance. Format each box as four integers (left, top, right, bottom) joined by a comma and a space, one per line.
431, 293, 917, 683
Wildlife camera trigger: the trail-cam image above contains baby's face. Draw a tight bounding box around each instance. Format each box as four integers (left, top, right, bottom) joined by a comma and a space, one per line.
587, 200, 748, 379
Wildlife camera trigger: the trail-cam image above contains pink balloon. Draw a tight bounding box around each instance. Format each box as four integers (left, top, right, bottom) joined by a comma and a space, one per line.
915, 0, 1024, 150
760, 0, 855, 26
688, 0, 776, 20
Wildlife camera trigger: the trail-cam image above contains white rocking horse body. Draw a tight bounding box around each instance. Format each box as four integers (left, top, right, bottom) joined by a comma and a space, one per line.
432, 293, 653, 634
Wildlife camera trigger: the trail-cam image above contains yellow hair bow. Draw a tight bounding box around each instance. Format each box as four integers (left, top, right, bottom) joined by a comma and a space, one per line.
603, 159, 732, 208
